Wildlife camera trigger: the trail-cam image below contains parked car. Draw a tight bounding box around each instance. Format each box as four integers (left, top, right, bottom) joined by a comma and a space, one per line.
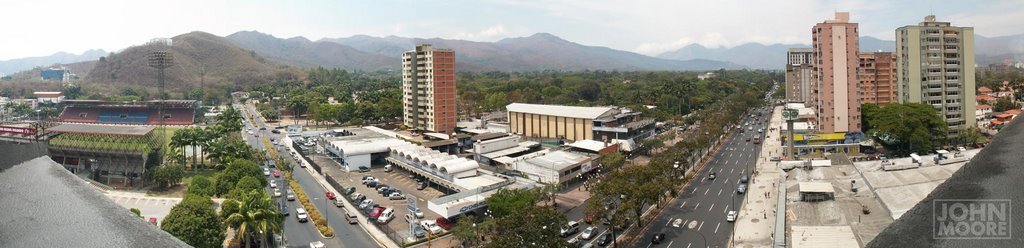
377, 186, 391, 195
286, 190, 296, 201
413, 207, 424, 218
345, 210, 358, 224
359, 199, 374, 209
358, 166, 370, 172
271, 129, 281, 134
366, 181, 378, 188
309, 241, 324, 248
421, 220, 443, 234
727, 211, 737, 222
369, 207, 385, 218
436, 217, 454, 229
416, 182, 427, 190
148, 217, 158, 226
296, 208, 309, 222
344, 186, 357, 195
737, 184, 747, 194
384, 164, 393, 172
651, 233, 666, 244
740, 175, 749, 184
560, 221, 580, 237
350, 193, 364, 201
389, 192, 406, 200
597, 232, 613, 246
413, 225, 427, 238
581, 226, 597, 240
377, 208, 395, 224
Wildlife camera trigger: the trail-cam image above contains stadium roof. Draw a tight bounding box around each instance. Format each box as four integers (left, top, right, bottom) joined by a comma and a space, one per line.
0, 156, 188, 247
48, 124, 156, 136
867, 117, 1024, 247
506, 103, 615, 120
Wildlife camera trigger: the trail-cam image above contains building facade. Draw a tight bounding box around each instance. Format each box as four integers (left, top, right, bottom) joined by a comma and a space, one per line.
786, 48, 815, 104
896, 15, 976, 136
506, 103, 655, 143
402, 44, 457, 133
858, 52, 898, 106
812, 12, 861, 133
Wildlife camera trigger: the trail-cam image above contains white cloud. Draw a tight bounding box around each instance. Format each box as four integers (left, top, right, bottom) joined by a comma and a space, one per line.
451, 24, 528, 41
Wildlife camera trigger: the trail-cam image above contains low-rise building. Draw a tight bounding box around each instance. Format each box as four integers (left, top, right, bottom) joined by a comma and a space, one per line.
506, 103, 655, 143
508, 149, 598, 185
976, 104, 993, 121
35, 91, 65, 104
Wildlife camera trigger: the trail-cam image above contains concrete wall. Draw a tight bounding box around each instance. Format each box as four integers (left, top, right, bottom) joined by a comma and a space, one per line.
509, 111, 593, 141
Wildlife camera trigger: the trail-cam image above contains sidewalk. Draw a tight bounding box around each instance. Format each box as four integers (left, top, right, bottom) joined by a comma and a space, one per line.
732, 106, 784, 248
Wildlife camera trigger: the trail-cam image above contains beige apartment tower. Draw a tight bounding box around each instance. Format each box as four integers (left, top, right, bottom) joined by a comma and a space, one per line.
896, 15, 976, 136
858, 52, 898, 107
812, 12, 861, 133
786, 48, 814, 105
402, 44, 457, 133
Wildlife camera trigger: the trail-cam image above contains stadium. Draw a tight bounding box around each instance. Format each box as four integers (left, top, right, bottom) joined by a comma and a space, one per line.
57, 99, 197, 125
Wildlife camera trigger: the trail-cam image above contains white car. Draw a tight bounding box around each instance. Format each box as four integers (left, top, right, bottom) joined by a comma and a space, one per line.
421, 220, 443, 234
413, 208, 424, 218
727, 211, 737, 222
309, 241, 325, 248
359, 199, 374, 209
580, 226, 597, 240
270, 180, 278, 188
263, 168, 270, 176
296, 208, 309, 222
273, 188, 282, 197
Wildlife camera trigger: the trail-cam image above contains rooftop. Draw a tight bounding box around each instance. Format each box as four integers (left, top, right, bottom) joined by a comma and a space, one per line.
47, 123, 156, 136
791, 226, 860, 248
798, 182, 835, 193
506, 103, 614, 120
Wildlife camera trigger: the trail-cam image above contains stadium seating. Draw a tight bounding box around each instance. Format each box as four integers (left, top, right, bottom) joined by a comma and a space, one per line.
58, 103, 195, 126
58, 107, 102, 123
147, 108, 194, 125
98, 110, 150, 124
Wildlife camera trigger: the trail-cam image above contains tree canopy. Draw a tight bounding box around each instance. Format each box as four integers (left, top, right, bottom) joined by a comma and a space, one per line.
161, 194, 225, 248
864, 103, 947, 156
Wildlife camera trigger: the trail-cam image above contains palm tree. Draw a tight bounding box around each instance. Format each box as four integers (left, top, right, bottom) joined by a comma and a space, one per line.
197, 128, 213, 169
170, 129, 188, 166
225, 190, 284, 248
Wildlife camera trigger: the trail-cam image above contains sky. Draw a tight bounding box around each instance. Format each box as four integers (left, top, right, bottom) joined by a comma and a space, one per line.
1, 0, 1022, 60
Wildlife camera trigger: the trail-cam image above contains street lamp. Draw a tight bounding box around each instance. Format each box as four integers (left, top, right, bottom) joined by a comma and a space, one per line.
687, 220, 709, 248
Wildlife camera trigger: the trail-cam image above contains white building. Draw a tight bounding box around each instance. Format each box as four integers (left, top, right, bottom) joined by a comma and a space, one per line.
35, 92, 65, 104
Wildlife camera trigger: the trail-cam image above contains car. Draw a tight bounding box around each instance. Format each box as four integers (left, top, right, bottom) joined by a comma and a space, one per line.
708, 172, 716, 180
377, 186, 391, 195
421, 220, 443, 234
254, 134, 259, 138
389, 193, 406, 200
737, 184, 747, 194
345, 210, 358, 224
581, 226, 597, 240
727, 210, 738, 222
269, 180, 278, 188
344, 186, 357, 195
560, 221, 580, 237
377, 208, 395, 223
746, 137, 751, 142
413, 207, 424, 218
273, 188, 282, 197
272, 129, 281, 134
369, 206, 385, 218
597, 232, 613, 246
248, 131, 254, 135
296, 208, 309, 222
405, 213, 417, 223
263, 168, 270, 176
568, 237, 580, 246
326, 192, 336, 200
365, 181, 378, 188
299, 162, 306, 168
350, 192, 364, 201
273, 170, 281, 178
361, 176, 377, 184
436, 217, 454, 229
384, 164, 393, 172
286, 190, 296, 201
308, 241, 324, 248
333, 198, 344, 207
358, 166, 370, 172
148, 217, 158, 226
740, 175, 749, 183
363, 203, 379, 213
651, 233, 666, 244
413, 225, 427, 238
416, 181, 427, 190
279, 201, 289, 216
957, 146, 967, 152
359, 199, 374, 209
758, 128, 764, 133
260, 127, 267, 130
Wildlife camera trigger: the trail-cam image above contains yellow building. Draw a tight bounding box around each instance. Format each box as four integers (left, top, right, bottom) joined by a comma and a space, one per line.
506, 103, 655, 143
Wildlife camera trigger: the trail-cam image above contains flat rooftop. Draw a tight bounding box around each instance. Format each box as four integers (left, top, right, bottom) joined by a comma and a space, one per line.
854, 149, 981, 219
48, 123, 156, 136
791, 226, 860, 248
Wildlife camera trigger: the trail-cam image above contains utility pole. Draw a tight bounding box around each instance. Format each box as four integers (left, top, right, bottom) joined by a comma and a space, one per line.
148, 50, 174, 149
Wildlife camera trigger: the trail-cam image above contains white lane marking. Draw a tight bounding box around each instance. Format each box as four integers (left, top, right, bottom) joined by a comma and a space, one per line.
724, 178, 730, 184
735, 160, 740, 165
667, 241, 674, 248
730, 168, 734, 173
718, 189, 723, 196
694, 202, 701, 210
680, 201, 687, 208
697, 221, 704, 231
741, 169, 745, 174
724, 205, 730, 214
666, 219, 673, 226
692, 186, 700, 193
686, 243, 691, 248
732, 192, 736, 197
704, 188, 710, 195
715, 222, 721, 233
709, 203, 715, 212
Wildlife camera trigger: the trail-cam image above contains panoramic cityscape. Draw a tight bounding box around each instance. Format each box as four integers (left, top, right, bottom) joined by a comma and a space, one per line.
2, 1, 1023, 248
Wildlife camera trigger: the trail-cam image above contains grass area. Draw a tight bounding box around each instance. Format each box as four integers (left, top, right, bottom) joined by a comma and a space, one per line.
155, 126, 183, 148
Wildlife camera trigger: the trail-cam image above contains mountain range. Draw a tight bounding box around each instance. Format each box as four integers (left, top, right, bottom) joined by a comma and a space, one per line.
0, 49, 107, 75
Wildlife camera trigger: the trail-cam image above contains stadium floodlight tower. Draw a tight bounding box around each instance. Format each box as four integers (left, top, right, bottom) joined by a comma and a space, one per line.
148, 50, 174, 148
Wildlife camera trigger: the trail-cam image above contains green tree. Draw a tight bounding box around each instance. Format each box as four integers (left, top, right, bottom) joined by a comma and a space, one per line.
187, 175, 215, 197
486, 188, 540, 218
213, 159, 265, 196
484, 205, 568, 248
589, 165, 667, 236
994, 97, 1019, 112
217, 107, 244, 134
225, 190, 284, 248
599, 152, 626, 171
865, 103, 948, 156
161, 194, 226, 248
151, 165, 185, 188
63, 83, 83, 99
450, 215, 494, 247
861, 103, 881, 133
228, 176, 263, 199
130, 208, 142, 218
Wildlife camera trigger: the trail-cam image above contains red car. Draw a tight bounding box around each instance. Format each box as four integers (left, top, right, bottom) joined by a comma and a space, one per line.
369, 207, 385, 218
148, 217, 158, 226
326, 192, 336, 200
273, 170, 281, 177
436, 217, 454, 229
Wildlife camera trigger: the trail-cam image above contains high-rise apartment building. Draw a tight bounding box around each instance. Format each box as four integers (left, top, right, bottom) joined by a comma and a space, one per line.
812, 12, 861, 133
858, 52, 898, 107
896, 15, 976, 136
402, 44, 457, 133
785, 48, 814, 104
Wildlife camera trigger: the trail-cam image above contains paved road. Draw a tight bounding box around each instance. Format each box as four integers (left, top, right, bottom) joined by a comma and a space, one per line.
237, 103, 377, 248
633, 108, 771, 248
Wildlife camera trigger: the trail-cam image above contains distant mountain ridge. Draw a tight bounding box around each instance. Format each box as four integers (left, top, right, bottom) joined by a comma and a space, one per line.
226, 31, 396, 70
0, 49, 107, 75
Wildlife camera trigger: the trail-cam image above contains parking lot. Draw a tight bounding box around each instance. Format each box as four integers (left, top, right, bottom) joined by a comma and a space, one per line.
315, 155, 448, 241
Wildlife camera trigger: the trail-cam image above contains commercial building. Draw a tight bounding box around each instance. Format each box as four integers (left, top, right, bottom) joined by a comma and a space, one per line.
507, 149, 598, 185
506, 103, 655, 143
34, 91, 65, 104
812, 12, 861, 133
858, 52, 898, 106
786, 48, 815, 104
896, 15, 976, 136
40, 67, 70, 82
402, 44, 457, 133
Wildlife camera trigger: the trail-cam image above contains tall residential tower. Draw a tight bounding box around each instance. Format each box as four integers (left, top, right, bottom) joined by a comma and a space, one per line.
785, 48, 814, 105
812, 12, 861, 133
896, 15, 976, 137
858, 52, 898, 107
402, 44, 457, 133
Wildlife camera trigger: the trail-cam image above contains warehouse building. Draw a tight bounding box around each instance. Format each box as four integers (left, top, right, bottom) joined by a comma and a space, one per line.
506, 103, 655, 143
